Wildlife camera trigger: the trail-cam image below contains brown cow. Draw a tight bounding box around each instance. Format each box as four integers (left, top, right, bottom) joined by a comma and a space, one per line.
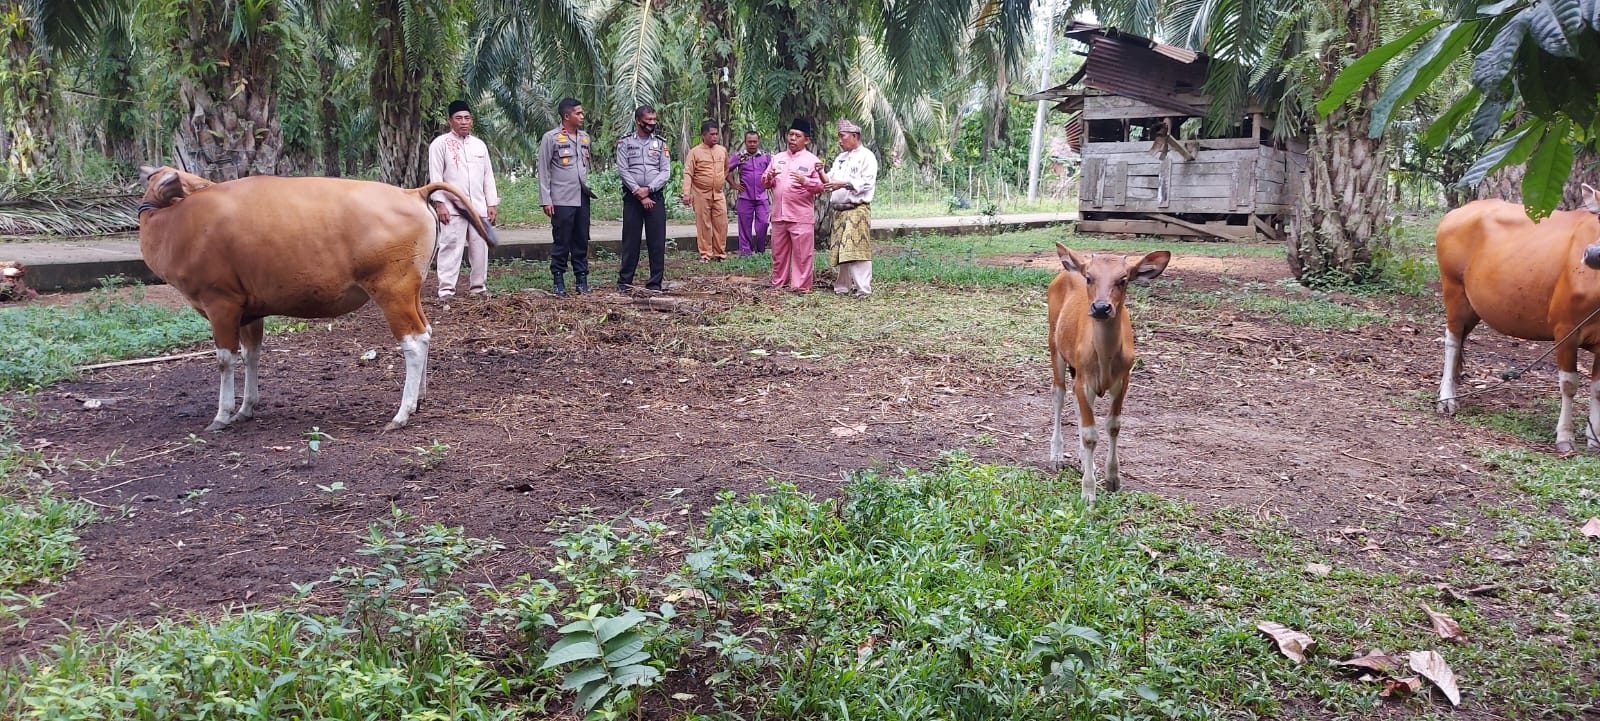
1437, 186, 1600, 453
1047, 243, 1170, 504
135, 166, 496, 432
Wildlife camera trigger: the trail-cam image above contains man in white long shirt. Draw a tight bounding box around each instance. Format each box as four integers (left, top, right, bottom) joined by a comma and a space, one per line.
428, 99, 499, 299
822, 119, 878, 298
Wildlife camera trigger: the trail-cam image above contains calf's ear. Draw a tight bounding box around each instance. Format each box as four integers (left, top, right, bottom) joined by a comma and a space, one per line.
1055, 242, 1088, 272
1584, 184, 1600, 214
1130, 250, 1172, 283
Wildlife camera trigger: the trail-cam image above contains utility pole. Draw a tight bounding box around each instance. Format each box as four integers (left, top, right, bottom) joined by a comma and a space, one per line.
1026, 0, 1057, 204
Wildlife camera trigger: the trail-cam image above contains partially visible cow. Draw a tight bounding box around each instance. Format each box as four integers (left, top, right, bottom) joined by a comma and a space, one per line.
135, 165, 496, 432
0, 261, 35, 301
1047, 242, 1170, 505
1436, 185, 1600, 453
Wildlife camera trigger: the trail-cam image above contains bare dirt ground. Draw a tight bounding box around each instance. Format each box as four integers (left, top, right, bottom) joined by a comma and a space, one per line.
3, 251, 1569, 655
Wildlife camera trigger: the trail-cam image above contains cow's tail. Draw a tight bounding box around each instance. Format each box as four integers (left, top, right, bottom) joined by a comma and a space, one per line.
412, 182, 499, 248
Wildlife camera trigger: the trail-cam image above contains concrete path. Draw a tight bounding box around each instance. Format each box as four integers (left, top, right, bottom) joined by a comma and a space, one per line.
3, 211, 1076, 292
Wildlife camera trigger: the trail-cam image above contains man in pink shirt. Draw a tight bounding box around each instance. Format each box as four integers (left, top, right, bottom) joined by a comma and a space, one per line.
762, 118, 826, 292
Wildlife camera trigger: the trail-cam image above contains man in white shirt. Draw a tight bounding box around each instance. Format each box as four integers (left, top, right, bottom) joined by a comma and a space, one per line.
822, 119, 878, 298
428, 99, 499, 299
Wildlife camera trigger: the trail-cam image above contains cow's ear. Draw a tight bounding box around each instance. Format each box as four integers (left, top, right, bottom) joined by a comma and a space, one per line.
1584, 183, 1600, 214
153, 171, 188, 206
138, 165, 159, 184
1056, 242, 1088, 273
1130, 251, 1171, 283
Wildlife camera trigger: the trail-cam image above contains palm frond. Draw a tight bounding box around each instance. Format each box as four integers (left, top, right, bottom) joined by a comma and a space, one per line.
0, 192, 139, 237
609, 0, 663, 138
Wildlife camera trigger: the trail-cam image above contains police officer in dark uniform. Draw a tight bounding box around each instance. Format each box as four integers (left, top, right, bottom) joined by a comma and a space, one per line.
615, 105, 672, 292
538, 97, 595, 295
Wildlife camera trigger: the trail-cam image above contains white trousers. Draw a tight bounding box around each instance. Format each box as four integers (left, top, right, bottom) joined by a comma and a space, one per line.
436, 215, 489, 297
833, 260, 873, 296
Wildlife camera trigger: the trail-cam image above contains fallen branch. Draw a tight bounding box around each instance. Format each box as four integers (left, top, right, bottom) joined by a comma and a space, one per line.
79, 350, 212, 371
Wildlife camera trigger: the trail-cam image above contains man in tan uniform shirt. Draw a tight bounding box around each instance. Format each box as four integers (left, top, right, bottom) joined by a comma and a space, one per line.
681, 121, 730, 262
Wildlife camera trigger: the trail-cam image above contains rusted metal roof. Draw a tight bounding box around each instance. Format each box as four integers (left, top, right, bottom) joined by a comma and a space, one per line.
1021, 22, 1212, 116
1062, 22, 1204, 64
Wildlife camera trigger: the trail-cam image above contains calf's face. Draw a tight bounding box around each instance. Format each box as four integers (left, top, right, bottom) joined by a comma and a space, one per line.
1056, 244, 1172, 320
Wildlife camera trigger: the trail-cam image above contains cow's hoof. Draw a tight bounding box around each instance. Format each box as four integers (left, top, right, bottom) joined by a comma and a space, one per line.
1556, 440, 1576, 455
1437, 398, 1457, 415
1106, 476, 1121, 492
205, 420, 229, 432
383, 420, 406, 433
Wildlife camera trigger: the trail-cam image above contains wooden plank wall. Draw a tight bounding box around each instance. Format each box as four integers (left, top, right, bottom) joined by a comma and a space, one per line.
1080, 143, 1304, 215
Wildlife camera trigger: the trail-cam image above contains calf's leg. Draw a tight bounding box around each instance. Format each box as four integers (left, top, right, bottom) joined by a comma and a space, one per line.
1049, 353, 1070, 468
1073, 380, 1099, 506
1104, 377, 1128, 493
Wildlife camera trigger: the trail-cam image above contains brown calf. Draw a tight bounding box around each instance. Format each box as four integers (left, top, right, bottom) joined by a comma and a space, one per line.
136, 165, 496, 432
1047, 243, 1170, 504
1437, 185, 1600, 452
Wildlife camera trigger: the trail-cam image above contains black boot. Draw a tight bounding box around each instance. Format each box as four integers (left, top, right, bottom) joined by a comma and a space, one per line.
552, 273, 567, 297
575, 273, 590, 294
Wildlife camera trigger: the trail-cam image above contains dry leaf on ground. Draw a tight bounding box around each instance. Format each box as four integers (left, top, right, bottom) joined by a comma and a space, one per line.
1582, 517, 1600, 538
1255, 621, 1314, 664
1304, 562, 1331, 577
1408, 650, 1462, 706
1337, 649, 1404, 674
1380, 676, 1424, 698
1422, 604, 1463, 642
829, 424, 867, 437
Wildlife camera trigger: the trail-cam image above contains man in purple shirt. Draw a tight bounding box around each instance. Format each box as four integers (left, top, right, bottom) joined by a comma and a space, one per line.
728, 130, 772, 255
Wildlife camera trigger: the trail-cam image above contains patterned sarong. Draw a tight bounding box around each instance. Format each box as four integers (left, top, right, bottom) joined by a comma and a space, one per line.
829, 205, 872, 266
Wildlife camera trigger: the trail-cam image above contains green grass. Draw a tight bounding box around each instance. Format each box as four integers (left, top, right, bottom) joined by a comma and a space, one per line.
676, 454, 1597, 718
4, 456, 1592, 719
1, 511, 515, 720
891, 226, 1288, 260
871, 197, 1078, 219
708, 284, 1046, 366
705, 227, 1259, 366
0, 284, 213, 391
1172, 281, 1389, 329
0, 407, 97, 616
1456, 398, 1567, 446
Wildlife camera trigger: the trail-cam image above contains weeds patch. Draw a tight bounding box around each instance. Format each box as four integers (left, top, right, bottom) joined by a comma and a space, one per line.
4, 457, 1593, 718
0, 284, 211, 390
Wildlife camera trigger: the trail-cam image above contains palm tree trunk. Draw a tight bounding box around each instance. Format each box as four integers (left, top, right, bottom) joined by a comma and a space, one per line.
1288, 0, 1388, 285
317, 52, 342, 177
702, 0, 735, 127
981, 65, 1009, 163
1559, 149, 1599, 209
370, 0, 428, 187
170, 3, 284, 181
1, 5, 54, 178
1475, 166, 1523, 203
